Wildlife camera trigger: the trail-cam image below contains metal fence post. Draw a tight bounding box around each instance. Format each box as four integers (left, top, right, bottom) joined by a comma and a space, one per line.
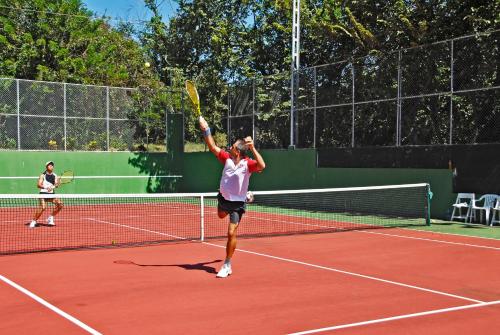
397, 50, 402, 146
106, 86, 110, 151
63, 83, 67, 151
227, 86, 231, 143
252, 79, 256, 141
181, 90, 185, 150
351, 63, 355, 148
449, 39, 454, 145
16, 79, 20, 150
313, 66, 317, 149
165, 91, 168, 152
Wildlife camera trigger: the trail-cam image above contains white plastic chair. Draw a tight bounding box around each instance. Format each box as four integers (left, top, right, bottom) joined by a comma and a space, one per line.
470, 194, 497, 224
490, 196, 500, 226
450, 193, 475, 222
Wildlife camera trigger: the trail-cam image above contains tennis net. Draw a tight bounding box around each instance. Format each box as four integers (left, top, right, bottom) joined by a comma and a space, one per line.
0, 183, 431, 255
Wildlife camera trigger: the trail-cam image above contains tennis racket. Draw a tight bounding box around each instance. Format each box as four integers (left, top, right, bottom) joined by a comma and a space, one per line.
58, 170, 74, 186
185, 80, 202, 121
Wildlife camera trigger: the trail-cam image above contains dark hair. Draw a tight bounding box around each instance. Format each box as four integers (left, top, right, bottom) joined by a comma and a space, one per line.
235, 139, 249, 157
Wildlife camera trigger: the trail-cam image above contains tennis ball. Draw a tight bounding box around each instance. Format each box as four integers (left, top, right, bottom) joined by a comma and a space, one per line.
144, 62, 150, 68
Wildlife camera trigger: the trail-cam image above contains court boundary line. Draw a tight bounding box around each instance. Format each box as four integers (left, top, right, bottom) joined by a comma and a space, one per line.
358, 230, 500, 251
203, 242, 484, 303
0, 274, 102, 335
15, 215, 490, 303
287, 300, 500, 334
402, 226, 500, 241
85, 218, 188, 241
244, 214, 500, 250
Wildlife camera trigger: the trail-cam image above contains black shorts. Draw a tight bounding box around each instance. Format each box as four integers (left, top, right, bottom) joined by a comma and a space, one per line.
217, 193, 246, 224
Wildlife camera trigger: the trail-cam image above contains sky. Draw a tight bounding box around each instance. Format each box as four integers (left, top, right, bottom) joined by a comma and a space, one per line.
83, 0, 178, 24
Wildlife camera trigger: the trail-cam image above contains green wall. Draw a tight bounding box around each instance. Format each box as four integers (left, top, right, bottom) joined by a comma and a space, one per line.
180, 149, 455, 219
0, 149, 455, 218
0, 151, 180, 193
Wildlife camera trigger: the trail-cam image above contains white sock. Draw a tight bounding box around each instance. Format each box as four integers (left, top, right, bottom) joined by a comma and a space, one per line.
224, 259, 231, 266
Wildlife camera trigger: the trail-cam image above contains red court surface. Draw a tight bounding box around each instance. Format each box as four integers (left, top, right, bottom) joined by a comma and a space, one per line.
1, 228, 499, 334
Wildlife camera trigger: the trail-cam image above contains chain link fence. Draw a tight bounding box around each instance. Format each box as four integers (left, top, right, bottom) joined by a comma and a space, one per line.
226, 30, 499, 148
0, 79, 185, 151
1, 31, 497, 152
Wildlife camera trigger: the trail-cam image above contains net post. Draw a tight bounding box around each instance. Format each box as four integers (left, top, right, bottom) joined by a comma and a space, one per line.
200, 195, 205, 241
425, 184, 432, 226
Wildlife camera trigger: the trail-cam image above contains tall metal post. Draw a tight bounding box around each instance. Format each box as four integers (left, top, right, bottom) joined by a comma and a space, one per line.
252, 79, 256, 141
351, 64, 355, 147
227, 86, 231, 144
289, 0, 300, 149
449, 39, 454, 145
313, 67, 317, 148
397, 50, 402, 146
106, 86, 110, 151
63, 83, 67, 151
16, 79, 20, 150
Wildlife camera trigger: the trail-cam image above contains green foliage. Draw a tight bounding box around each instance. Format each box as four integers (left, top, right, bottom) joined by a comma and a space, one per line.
0, 0, 498, 149
0, 0, 157, 87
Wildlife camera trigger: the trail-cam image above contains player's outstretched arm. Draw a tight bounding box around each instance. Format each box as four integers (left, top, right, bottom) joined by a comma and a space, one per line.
199, 116, 221, 156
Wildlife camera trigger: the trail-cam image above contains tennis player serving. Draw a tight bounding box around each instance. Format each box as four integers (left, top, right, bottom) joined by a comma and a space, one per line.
199, 117, 266, 278
29, 161, 63, 228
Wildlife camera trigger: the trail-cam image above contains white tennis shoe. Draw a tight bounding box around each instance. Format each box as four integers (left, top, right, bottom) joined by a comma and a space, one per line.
216, 264, 232, 278
46, 216, 55, 226
28, 220, 37, 228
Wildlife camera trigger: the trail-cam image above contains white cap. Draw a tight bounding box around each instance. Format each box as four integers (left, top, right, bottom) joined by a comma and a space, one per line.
45, 161, 54, 167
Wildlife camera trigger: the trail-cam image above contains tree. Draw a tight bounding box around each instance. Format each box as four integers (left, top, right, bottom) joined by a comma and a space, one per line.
0, 0, 155, 87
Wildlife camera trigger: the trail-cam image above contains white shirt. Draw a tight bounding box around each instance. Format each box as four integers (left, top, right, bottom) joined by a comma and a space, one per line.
40, 172, 57, 194
217, 150, 259, 201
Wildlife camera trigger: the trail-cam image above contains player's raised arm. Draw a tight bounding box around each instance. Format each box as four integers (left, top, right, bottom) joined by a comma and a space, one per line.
244, 136, 266, 171
199, 116, 221, 157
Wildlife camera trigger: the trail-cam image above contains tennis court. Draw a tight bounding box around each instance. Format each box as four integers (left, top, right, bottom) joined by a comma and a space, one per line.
1, 185, 499, 334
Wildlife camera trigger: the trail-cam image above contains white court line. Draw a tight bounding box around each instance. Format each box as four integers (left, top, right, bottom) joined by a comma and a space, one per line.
203, 242, 484, 303
287, 300, 500, 335
245, 214, 500, 250
85, 218, 187, 241
0, 274, 102, 335
358, 230, 500, 251
79, 217, 493, 303
402, 226, 500, 241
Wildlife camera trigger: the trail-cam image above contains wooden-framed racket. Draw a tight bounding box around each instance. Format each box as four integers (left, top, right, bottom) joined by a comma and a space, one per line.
58, 170, 74, 186
185, 80, 202, 121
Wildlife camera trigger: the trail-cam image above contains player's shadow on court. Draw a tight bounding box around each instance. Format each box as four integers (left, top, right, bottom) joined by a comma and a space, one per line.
114, 259, 222, 274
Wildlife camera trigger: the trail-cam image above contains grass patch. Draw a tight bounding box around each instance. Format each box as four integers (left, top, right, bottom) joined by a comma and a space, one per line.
409, 219, 500, 240
184, 141, 207, 152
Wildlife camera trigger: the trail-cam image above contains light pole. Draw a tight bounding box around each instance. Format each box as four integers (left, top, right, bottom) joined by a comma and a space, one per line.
289, 0, 300, 149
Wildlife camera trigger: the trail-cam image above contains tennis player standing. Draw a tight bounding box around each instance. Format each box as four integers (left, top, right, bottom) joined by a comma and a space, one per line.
29, 161, 63, 228
199, 117, 266, 278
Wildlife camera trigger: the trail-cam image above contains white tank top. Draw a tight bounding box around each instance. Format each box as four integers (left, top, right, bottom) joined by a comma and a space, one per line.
40, 172, 57, 194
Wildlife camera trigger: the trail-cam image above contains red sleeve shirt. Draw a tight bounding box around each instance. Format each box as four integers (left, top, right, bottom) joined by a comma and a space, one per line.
217, 150, 230, 164
217, 150, 260, 201
246, 158, 259, 173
